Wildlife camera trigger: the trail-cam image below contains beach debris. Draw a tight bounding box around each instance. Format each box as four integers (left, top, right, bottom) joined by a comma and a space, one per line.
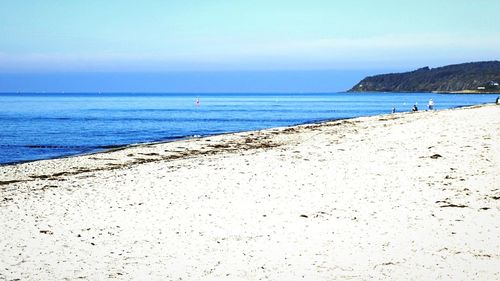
439, 204, 468, 208
474, 253, 492, 258
0, 180, 24, 186
139, 152, 159, 156
430, 154, 442, 159
374, 261, 397, 268
29, 174, 51, 179
436, 199, 468, 208
209, 144, 231, 149
300, 214, 308, 218
40, 230, 54, 235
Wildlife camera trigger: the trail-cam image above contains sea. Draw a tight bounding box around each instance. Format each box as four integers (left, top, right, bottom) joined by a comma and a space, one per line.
0, 92, 496, 165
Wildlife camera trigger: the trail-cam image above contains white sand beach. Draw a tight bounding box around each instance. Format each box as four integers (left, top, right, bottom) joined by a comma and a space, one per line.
1, 104, 499, 280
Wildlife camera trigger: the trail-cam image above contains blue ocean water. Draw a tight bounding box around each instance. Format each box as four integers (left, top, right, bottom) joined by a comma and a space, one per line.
0, 92, 496, 165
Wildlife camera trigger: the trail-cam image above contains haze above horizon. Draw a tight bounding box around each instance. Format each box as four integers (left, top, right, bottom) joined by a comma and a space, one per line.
1, 0, 499, 92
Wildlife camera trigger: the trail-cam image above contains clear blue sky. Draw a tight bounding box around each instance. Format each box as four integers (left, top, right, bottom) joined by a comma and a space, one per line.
1, 0, 499, 92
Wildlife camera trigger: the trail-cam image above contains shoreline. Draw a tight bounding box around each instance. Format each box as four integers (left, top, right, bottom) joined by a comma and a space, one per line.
1, 103, 499, 280
0, 104, 494, 185
0, 101, 492, 168
0, 104, 482, 182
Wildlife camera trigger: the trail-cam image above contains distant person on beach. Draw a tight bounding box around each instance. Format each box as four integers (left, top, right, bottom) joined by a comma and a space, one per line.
392, 106, 396, 113
412, 104, 418, 112
496, 96, 499, 105
428, 99, 434, 110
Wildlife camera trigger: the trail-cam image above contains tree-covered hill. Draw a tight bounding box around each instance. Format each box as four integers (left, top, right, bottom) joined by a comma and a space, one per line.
349, 61, 500, 93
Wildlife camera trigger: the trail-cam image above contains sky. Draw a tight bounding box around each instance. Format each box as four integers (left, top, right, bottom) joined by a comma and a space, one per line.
1, 0, 499, 92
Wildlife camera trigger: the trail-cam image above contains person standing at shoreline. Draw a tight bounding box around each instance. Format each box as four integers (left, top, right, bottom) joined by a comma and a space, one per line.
428, 99, 434, 110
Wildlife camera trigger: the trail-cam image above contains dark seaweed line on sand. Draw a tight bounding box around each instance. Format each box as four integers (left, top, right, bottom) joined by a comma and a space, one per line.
0, 114, 353, 167
0, 137, 282, 187
0, 118, 365, 187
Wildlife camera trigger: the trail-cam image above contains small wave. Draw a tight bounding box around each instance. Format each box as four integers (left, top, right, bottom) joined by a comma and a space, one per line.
0, 144, 89, 149
25, 145, 95, 149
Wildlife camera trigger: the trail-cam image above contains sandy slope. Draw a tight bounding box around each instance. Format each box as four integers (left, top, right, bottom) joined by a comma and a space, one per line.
1, 104, 499, 280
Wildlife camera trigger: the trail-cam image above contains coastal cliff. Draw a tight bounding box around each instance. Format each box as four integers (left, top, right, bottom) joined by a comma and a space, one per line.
349, 61, 500, 93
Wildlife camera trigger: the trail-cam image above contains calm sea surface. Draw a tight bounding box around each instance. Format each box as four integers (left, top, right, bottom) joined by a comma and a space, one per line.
0, 92, 495, 164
